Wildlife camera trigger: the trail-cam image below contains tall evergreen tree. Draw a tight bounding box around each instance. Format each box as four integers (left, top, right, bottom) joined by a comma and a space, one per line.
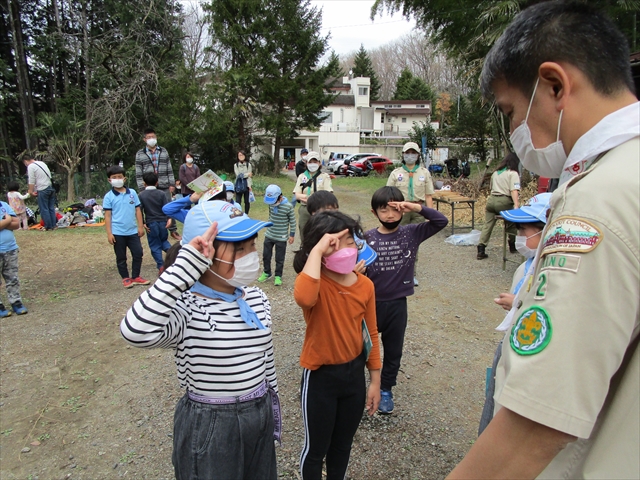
325, 50, 344, 80
351, 44, 381, 100
392, 67, 436, 105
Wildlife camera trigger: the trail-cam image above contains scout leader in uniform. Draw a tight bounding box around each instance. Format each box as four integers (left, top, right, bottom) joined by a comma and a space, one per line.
448, 2, 639, 479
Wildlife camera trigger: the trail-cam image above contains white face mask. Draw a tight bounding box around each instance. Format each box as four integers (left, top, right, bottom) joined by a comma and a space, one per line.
186, 157, 193, 164
209, 251, 260, 287
307, 163, 319, 173
226, 191, 235, 201
403, 153, 418, 165
515, 230, 542, 258
146, 138, 157, 148
110, 179, 124, 188
510, 78, 567, 178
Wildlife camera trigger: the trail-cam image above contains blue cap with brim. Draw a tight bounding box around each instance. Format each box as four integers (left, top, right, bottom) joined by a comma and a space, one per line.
500, 193, 552, 224
183, 200, 272, 244
355, 234, 377, 267
264, 185, 282, 205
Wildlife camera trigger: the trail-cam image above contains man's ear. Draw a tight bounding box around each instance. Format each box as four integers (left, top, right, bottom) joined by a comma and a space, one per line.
538, 62, 571, 111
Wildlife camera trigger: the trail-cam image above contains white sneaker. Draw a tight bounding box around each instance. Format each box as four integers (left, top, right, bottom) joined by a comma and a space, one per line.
413, 277, 419, 287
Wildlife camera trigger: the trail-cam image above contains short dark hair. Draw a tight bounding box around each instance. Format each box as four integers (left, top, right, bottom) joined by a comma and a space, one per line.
481, 1, 635, 100
496, 152, 520, 172
143, 172, 158, 186
7, 181, 20, 192
516, 221, 546, 231
293, 210, 364, 274
306, 191, 339, 215
143, 128, 156, 137
371, 186, 405, 211
106, 165, 125, 178
21, 153, 35, 162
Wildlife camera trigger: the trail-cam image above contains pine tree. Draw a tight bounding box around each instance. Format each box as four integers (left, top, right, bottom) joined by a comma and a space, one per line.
351, 44, 381, 100
392, 68, 436, 105
325, 50, 345, 80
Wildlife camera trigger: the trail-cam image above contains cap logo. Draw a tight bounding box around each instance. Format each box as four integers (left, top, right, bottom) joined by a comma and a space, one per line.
228, 206, 244, 219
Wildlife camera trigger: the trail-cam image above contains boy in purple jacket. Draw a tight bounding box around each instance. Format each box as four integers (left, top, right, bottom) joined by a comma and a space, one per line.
366, 186, 448, 414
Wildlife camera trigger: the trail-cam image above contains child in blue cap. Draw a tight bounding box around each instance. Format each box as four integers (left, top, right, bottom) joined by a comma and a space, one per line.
258, 184, 296, 286
478, 192, 552, 435
121, 201, 280, 479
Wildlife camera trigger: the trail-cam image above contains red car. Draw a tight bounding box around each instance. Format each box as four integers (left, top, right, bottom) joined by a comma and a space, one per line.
351, 156, 394, 174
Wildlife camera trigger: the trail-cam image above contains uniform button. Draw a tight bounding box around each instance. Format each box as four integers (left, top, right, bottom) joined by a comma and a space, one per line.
517, 300, 522, 309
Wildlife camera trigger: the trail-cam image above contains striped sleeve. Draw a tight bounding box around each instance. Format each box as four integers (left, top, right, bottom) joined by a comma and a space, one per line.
120, 245, 211, 348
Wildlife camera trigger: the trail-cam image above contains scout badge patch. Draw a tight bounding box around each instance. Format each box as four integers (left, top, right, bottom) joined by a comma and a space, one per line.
541, 216, 602, 256
510, 306, 552, 355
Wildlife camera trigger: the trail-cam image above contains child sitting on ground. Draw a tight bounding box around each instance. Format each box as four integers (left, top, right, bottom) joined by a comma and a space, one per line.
365, 186, 448, 414
477, 192, 552, 435
0, 201, 28, 317
139, 172, 172, 272
6, 182, 30, 230
258, 184, 296, 286
103, 165, 149, 288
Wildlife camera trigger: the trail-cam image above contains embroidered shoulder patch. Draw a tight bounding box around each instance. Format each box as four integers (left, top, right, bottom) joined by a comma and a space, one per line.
541, 216, 602, 256
510, 306, 552, 355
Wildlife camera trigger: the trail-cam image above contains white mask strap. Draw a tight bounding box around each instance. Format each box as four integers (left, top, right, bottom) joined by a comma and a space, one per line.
556, 110, 564, 142
525, 77, 540, 123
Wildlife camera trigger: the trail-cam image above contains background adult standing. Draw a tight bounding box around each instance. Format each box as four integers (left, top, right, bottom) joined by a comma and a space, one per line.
178, 151, 200, 197
386, 141, 435, 286
22, 154, 57, 231
292, 152, 333, 243
233, 151, 253, 214
135, 128, 180, 241
295, 148, 308, 177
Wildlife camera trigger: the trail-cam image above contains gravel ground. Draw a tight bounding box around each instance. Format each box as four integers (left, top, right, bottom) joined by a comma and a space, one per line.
0, 176, 520, 479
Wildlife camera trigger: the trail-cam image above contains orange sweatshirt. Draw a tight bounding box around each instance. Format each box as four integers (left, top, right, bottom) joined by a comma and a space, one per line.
294, 271, 382, 371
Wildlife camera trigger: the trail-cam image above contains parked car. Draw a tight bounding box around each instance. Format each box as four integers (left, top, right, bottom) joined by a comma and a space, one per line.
327, 152, 351, 172
352, 156, 393, 174
330, 152, 379, 174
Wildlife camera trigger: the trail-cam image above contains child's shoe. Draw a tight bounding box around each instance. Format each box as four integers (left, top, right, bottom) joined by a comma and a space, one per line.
257, 272, 271, 283
378, 390, 394, 414
0, 304, 11, 318
274, 276, 282, 286
122, 278, 134, 288
131, 277, 150, 286
413, 277, 419, 287
11, 302, 28, 315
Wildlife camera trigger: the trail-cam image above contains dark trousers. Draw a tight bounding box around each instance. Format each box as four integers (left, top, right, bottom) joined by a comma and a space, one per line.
376, 298, 408, 391
262, 237, 286, 277
300, 353, 365, 480
159, 188, 177, 233
147, 221, 171, 269
236, 190, 251, 214
113, 234, 143, 279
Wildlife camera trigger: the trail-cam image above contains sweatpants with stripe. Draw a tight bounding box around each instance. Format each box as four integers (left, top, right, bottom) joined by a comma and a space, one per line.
300, 353, 365, 480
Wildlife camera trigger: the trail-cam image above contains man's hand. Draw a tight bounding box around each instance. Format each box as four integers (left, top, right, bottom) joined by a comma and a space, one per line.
144, 224, 151, 233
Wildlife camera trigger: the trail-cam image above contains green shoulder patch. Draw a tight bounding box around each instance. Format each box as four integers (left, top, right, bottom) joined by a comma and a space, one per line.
510, 306, 553, 356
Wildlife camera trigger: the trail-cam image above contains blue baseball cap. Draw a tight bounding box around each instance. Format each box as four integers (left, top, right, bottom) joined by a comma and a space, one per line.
500, 193, 552, 224
224, 180, 234, 192
183, 200, 272, 243
264, 185, 282, 205
354, 234, 377, 267
301, 148, 309, 154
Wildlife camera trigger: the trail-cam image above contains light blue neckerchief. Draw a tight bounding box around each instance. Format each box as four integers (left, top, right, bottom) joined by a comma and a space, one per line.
513, 257, 535, 295
190, 281, 266, 330
271, 197, 288, 215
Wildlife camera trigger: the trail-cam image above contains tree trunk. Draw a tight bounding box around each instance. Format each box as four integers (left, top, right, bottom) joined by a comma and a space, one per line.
7, 0, 37, 150
82, 0, 91, 186
272, 136, 281, 175
67, 168, 75, 202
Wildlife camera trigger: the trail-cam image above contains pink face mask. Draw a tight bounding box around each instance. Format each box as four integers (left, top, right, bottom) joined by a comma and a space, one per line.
323, 248, 358, 274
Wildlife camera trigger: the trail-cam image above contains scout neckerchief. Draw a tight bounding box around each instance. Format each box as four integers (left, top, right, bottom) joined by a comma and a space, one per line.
301, 170, 322, 196
401, 163, 420, 201
271, 196, 288, 215
190, 282, 266, 330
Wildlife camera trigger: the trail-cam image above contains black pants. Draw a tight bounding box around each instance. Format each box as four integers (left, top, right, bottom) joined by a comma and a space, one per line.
376, 298, 408, 391
113, 234, 143, 279
300, 353, 366, 480
159, 188, 177, 233
262, 237, 286, 277
236, 190, 250, 214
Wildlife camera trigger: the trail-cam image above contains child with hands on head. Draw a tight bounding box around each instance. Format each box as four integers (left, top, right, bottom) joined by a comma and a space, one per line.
121, 200, 280, 480
293, 211, 381, 480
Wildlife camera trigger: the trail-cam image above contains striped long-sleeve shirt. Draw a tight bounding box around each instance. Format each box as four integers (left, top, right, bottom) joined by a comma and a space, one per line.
265, 201, 296, 242
120, 245, 278, 396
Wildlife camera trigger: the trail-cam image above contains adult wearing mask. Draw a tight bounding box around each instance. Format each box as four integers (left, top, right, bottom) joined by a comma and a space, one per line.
295, 148, 309, 177
233, 151, 253, 215
293, 151, 333, 243
178, 152, 200, 197
448, 2, 639, 479
135, 128, 180, 240
386, 141, 435, 286
22, 154, 57, 231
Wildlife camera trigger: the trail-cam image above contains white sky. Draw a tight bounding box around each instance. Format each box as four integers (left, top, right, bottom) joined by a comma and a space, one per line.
311, 0, 416, 55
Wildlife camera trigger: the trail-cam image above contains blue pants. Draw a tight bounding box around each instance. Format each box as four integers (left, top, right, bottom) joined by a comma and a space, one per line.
37, 186, 57, 229
146, 221, 171, 269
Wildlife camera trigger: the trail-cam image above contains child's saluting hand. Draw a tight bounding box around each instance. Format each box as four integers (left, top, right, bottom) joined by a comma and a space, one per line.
188, 222, 218, 260
387, 201, 423, 213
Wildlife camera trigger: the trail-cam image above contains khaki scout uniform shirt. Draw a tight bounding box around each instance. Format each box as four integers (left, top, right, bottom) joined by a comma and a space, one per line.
293, 172, 333, 204
494, 138, 640, 479
387, 165, 434, 202
490, 169, 520, 196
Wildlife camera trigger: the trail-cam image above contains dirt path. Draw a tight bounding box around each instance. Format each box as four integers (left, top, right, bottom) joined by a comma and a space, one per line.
0, 180, 518, 479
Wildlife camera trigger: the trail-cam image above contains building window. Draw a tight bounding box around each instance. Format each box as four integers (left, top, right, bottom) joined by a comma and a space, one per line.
358, 87, 368, 96
381, 114, 385, 123
402, 118, 407, 123
320, 111, 333, 124
417, 104, 425, 108
395, 104, 401, 108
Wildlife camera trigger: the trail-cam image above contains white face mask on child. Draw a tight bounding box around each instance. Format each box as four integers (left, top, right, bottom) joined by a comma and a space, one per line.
209, 251, 261, 287
110, 179, 124, 188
